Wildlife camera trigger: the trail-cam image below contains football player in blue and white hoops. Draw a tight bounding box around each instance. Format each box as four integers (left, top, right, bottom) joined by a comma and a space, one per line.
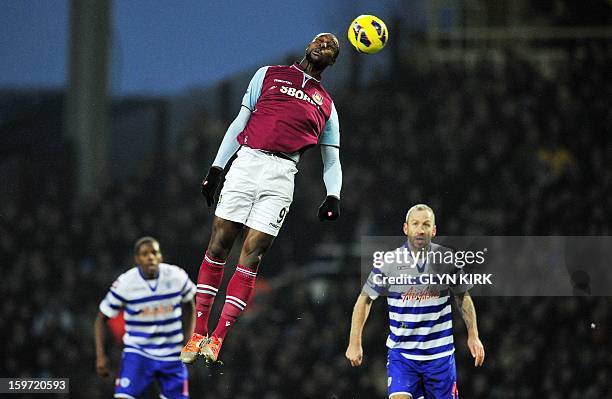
346, 205, 485, 399
94, 237, 196, 399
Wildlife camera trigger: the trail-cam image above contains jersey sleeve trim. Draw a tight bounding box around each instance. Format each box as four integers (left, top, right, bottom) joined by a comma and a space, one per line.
180, 276, 197, 303
361, 268, 388, 299
99, 291, 123, 318
110, 289, 128, 303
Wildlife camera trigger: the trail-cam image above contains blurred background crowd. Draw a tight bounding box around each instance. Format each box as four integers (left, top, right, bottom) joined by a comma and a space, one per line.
1, 1, 611, 398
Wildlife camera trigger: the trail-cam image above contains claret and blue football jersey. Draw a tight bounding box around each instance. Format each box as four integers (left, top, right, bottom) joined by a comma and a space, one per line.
237, 63, 340, 154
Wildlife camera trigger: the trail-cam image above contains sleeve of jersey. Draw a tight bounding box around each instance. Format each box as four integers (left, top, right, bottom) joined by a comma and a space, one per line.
211, 106, 251, 168
211, 66, 268, 168
361, 268, 388, 300
449, 265, 473, 294
321, 145, 342, 198
318, 102, 340, 147
99, 279, 126, 318
180, 273, 197, 303
241, 66, 268, 111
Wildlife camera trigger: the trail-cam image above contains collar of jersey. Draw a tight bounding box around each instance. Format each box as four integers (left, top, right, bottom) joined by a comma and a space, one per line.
291, 63, 321, 83
403, 241, 428, 273
137, 266, 160, 292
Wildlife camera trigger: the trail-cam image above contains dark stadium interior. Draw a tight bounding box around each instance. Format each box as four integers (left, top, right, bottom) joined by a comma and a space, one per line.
1, 2, 611, 398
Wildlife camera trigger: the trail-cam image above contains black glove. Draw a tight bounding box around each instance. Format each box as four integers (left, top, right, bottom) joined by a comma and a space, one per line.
318, 196, 340, 221
201, 167, 223, 207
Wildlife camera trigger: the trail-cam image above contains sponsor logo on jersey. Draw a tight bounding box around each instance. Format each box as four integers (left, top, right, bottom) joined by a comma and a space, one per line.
274, 79, 293, 85
279, 86, 321, 106
136, 303, 175, 317
401, 287, 441, 301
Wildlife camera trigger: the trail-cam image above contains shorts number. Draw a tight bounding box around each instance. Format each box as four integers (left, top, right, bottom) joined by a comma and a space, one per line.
276, 207, 288, 223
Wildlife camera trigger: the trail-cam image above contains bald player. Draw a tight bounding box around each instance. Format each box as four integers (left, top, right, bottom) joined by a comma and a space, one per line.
181, 33, 342, 364
346, 204, 485, 399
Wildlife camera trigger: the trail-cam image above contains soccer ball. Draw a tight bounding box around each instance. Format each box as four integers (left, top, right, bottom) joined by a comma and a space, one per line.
347, 15, 388, 54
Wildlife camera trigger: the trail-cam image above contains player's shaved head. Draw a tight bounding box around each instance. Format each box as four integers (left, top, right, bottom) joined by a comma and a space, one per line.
134, 236, 159, 254
404, 204, 436, 252
405, 204, 435, 225
313, 32, 339, 49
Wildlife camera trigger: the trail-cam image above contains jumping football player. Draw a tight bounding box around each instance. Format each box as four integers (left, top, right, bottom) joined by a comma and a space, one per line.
95, 237, 196, 399
180, 33, 342, 364
345, 204, 485, 399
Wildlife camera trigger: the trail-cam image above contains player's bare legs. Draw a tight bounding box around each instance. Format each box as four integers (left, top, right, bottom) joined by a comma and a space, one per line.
389, 394, 412, 399
237, 227, 275, 268
181, 216, 242, 364
207, 216, 243, 260
200, 227, 275, 362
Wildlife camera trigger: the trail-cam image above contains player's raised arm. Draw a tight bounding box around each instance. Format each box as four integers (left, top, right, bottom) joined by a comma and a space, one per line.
454, 292, 485, 366
346, 294, 374, 367
201, 67, 268, 206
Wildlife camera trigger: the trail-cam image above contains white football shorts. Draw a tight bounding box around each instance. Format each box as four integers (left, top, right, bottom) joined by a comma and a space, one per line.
215, 146, 298, 237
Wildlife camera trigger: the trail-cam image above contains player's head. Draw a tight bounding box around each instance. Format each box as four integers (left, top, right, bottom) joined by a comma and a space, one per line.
304, 33, 340, 68
134, 236, 163, 279
403, 204, 436, 251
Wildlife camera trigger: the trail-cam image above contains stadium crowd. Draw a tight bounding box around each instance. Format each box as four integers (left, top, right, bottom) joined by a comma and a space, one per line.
1, 41, 611, 398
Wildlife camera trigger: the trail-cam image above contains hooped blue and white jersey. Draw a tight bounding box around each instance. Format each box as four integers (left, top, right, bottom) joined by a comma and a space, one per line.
362, 242, 471, 361
99, 263, 196, 361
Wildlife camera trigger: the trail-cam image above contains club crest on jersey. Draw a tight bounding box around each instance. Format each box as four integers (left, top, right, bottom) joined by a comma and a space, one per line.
116, 377, 130, 388
312, 91, 323, 106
